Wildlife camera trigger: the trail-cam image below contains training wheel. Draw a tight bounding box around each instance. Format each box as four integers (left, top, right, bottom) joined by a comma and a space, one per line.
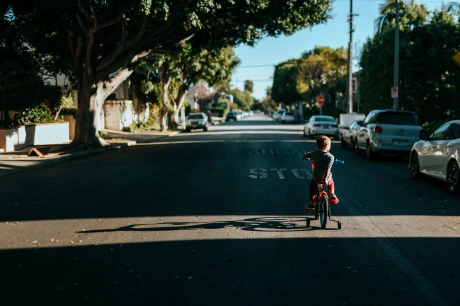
337, 221, 342, 230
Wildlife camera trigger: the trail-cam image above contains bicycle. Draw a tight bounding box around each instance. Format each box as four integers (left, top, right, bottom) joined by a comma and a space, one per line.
303, 158, 344, 229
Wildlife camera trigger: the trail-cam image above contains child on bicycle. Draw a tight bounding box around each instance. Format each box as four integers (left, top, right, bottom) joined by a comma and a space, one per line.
302, 135, 339, 211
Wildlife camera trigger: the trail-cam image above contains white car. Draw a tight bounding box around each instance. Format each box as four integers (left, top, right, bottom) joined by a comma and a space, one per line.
409, 120, 460, 194
185, 112, 208, 132
273, 109, 286, 121
303, 115, 338, 139
281, 112, 296, 123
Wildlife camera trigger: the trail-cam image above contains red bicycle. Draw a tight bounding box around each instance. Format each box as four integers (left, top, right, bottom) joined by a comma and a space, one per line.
303, 159, 344, 229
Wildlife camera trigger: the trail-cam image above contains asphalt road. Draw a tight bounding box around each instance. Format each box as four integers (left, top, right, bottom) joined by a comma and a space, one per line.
0, 114, 459, 305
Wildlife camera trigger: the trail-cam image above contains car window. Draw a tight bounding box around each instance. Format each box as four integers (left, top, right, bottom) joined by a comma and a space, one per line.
364, 112, 378, 124
228, 112, 234, 115
377, 112, 418, 125
316, 117, 335, 123
188, 114, 203, 119
447, 123, 460, 140
431, 123, 450, 140
349, 122, 355, 129
356, 120, 364, 126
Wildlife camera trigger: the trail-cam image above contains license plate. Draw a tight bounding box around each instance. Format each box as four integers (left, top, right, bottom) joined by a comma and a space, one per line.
394, 140, 408, 145
323, 125, 329, 128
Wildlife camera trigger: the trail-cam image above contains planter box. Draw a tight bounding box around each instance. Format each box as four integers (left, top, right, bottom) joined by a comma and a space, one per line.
0, 126, 27, 152
0, 122, 69, 152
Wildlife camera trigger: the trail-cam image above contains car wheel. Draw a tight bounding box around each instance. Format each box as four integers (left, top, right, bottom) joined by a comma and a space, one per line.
351, 139, 356, 151
308, 129, 312, 138
185, 128, 191, 132
447, 160, 460, 194
409, 151, 423, 179
366, 141, 376, 160
340, 135, 347, 148
303, 128, 308, 138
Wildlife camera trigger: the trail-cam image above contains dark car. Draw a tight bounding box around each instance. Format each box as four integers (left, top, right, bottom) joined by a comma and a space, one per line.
226, 112, 238, 121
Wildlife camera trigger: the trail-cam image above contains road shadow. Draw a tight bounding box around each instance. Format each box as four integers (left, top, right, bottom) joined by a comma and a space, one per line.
0, 237, 458, 305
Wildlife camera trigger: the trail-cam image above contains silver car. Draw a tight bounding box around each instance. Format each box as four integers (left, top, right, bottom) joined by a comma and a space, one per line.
409, 120, 460, 194
355, 110, 422, 159
185, 112, 208, 132
303, 115, 338, 139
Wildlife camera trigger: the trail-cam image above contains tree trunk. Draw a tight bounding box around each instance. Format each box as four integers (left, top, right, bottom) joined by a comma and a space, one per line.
72, 68, 133, 147
169, 89, 188, 130
159, 106, 168, 131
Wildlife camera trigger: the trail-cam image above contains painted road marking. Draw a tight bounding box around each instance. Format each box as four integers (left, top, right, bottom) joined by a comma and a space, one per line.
249, 149, 304, 155
249, 169, 313, 179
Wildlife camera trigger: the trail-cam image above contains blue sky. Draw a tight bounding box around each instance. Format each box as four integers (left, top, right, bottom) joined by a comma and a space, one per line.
230, 0, 448, 100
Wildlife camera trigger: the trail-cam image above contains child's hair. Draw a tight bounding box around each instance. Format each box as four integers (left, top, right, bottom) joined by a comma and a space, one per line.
316, 135, 331, 149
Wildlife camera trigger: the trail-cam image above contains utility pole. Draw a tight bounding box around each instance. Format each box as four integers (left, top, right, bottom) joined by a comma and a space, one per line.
347, 0, 357, 114
393, 0, 400, 110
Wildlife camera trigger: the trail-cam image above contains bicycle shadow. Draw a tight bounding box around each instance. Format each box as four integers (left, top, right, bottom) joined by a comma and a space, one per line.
78, 216, 321, 233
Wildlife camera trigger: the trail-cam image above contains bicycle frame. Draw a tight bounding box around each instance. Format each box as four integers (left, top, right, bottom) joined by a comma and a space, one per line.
303, 158, 344, 230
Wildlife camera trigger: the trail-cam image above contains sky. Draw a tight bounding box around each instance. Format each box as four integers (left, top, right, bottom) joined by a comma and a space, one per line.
230, 0, 449, 100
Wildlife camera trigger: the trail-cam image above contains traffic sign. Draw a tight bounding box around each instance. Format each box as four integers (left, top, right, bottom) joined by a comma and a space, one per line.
317, 95, 325, 106
452, 50, 460, 67
391, 87, 398, 98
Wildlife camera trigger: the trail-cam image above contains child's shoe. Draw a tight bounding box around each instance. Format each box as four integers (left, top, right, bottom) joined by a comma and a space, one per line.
330, 193, 339, 205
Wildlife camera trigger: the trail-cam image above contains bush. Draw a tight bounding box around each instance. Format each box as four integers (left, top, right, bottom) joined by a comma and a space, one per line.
209, 107, 228, 117
14, 105, 59, 125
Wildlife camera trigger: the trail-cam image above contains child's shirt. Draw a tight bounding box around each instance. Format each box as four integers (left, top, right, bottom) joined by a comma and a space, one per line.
303, 150, 335, 182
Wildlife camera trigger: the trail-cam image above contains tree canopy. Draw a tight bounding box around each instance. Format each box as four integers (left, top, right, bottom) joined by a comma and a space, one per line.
3, 0, 334, 146
359, 2, 460, 123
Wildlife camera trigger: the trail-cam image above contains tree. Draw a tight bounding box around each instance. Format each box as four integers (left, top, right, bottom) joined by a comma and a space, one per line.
230, 88, 254, 111
244, 80, 254, 93
271, 46, 347, 115
359, 4, 460, 123
5, 0, 334, 147
136, 45, 239, 131
0, 10, 61, 126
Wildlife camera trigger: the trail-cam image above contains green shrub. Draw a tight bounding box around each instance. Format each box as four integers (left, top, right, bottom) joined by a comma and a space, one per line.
209, 107, 228, 117
14, 105, 58, 125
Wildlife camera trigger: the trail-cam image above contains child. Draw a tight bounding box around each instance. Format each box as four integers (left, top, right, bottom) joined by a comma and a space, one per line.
302, 135, 339, 211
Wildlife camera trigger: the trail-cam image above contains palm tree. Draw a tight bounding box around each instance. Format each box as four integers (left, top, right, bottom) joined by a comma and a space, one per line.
374, 0, 407, 34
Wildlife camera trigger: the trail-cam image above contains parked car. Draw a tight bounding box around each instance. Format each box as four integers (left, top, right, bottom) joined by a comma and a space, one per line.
355, 110, 422, 160
303, 115, 338, 139
409, 120, 460, 194
340, 120, 364, 150
185, 112, 208, 132
225, 112, 238, 121
235, 110, 244, 120
273, 109, 286, 121
281, 112, 296, 123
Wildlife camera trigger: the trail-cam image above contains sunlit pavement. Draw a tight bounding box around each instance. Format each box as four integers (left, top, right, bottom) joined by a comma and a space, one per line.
0, 114, 459, 305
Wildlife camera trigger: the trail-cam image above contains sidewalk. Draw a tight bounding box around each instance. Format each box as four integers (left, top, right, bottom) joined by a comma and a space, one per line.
0, 116, 225, 177
0, 129, 178, 177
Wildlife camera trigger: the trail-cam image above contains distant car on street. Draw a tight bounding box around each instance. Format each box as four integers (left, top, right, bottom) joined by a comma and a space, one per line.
185, 112, 208, 132
355, 110, 422, 160
281, 112, 296, 123
340, 120, 364, 150
409, 119, 460, 194
273, 109, 286, 121
226, 112, 238, 121
303, 115, 338, 139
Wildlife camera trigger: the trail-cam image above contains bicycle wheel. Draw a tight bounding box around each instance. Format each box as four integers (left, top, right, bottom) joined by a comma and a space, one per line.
319, 195, 328, 229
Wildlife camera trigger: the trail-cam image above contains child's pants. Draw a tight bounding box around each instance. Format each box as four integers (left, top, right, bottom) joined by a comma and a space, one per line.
309, 178, 335, 201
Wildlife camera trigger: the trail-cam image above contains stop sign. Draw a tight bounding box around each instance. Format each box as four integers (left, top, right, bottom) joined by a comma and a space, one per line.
317, 95, 325, 106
